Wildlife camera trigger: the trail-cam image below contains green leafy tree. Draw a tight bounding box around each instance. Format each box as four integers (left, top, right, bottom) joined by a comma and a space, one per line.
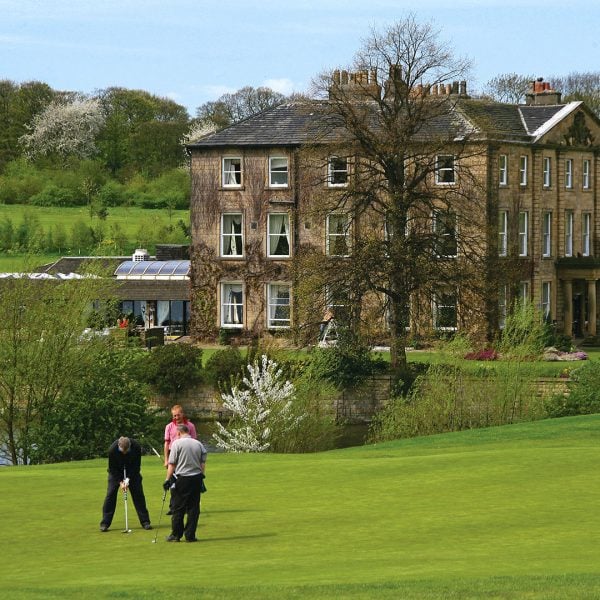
0, 272, 113, 464
30, 347, 153, 463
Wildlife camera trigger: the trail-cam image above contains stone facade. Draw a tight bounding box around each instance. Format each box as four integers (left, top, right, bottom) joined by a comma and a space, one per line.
188, 78, 600, 343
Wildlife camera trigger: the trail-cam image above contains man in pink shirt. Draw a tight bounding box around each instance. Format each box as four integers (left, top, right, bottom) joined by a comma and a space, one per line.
164, 405, 198, 515
164, 405, 197, 468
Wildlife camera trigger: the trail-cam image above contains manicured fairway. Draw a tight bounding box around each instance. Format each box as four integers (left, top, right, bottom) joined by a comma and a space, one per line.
2, 415, 600, 598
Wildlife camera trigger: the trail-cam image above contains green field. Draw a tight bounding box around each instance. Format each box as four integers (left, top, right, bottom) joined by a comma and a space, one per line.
3, 415, 600, 599
0, 204, 189, 235
0, 204, 190, 270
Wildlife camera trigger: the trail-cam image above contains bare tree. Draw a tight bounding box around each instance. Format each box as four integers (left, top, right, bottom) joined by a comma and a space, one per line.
483, 72, 534, 104
296, 16, 489, 373
196, 86, 287, 130
548, 71, 600, 116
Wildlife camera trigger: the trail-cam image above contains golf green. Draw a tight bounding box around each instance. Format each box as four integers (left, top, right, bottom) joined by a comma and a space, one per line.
2, 415, 600, 599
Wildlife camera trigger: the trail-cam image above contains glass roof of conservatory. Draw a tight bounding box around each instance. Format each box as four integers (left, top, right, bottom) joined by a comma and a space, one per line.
114, 260, 190, 280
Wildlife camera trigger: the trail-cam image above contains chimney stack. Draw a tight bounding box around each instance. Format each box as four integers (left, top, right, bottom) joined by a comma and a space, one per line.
329, 68, 381, 99
525, 77, 562, 105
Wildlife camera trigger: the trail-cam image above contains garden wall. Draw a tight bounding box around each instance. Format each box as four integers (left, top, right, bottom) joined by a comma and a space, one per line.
150, 376, 567, 424
150, 375, 392, 423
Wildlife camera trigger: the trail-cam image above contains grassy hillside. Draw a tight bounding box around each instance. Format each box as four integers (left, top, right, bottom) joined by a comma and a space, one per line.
2, 416, 600, 599
0, 204, 190, 271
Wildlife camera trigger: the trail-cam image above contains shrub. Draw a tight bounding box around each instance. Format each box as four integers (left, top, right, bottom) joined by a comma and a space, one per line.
308, 329, 382, 388
545, 360, 600, 417
30, 184, 81, 207
464, 348, 498, 361
369, 360, 547, 443
204, 346, 245, 392
133, 343, 203, 396
498, 302, 547, 360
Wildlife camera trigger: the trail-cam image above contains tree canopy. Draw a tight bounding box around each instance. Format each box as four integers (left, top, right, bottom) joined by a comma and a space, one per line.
195, 85, 287, 130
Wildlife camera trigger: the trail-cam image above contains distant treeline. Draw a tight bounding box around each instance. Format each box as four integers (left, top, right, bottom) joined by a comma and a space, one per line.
0, 81, 193, 210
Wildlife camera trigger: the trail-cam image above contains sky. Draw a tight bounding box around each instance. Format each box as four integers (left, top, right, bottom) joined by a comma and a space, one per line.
1, 0, 599, 117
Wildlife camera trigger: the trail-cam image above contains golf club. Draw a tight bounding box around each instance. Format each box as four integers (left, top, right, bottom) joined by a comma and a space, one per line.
122, 469, 132, 534
152, 489, 168, 544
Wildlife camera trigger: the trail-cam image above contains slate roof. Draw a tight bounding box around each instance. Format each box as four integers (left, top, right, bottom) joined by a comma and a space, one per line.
187, 98, 578, 149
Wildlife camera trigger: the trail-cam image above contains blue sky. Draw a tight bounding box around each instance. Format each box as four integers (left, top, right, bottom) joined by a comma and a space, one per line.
1, 0, 598, 116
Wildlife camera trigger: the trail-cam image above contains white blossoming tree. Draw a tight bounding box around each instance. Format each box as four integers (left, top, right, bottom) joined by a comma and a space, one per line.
19, 98, 105, 161
213, 355, 301, 453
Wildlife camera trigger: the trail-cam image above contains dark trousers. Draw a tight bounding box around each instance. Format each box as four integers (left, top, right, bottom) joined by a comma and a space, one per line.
101, 473, 150, 527
170, 473, 203, 541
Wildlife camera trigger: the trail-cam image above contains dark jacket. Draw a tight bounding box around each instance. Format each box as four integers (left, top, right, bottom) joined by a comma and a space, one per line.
107, 438, 143, 478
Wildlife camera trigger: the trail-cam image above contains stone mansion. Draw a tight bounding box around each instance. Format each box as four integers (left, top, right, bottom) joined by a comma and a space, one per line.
187, 76, 600, 344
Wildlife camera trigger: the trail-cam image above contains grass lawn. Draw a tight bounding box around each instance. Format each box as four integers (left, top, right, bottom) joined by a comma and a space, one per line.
0, 204, 189, 236
2, 415, 600, 598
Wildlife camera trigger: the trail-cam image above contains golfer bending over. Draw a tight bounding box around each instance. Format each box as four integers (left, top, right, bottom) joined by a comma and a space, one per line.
100, 436, 152, 532
164, 424, 207, 542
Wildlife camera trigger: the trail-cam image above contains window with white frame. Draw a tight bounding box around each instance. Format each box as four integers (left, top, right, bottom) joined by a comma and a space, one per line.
519, 155, 528, 186
221, 213, 243, 257
328, 157, 349, 187
543, 157, 551, 188
499, 154, 508, 186
221, 283, 243, 327
435, 155, 456, 184
519, 281, 530, 303
269, 157, 288, 187
583, 212, 591, 256
326, 213, 351, 256
433, 291, 457, 330
222, 157, 242, 187
583, 159, 591, 189
267, 283, 291, 328
565, 159, 573, 189
565, 210, 574, 257
433, 210, 458, 257
267, 213, 290, 257
499, 285, 507, 329
498, 210, 508, 256
542, 211, 552, 257
518, 211, 528, 257
541, 281, 551, 320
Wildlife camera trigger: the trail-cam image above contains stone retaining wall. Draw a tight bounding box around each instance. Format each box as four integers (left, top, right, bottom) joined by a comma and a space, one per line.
150, 376, 568, 424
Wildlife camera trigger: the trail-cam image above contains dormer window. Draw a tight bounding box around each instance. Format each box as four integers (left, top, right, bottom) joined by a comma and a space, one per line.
269, 157, 288, 187
223, 157, 242, 187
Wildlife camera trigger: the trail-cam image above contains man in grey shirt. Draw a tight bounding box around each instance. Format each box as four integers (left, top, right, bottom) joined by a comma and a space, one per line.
164, 423, 207, 542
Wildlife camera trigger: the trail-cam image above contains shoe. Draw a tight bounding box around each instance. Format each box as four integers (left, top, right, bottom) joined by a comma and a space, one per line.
185, 538, 198, 543
165, 535, 180, 542
142, 523, 153, 530
99, 525, 109, 532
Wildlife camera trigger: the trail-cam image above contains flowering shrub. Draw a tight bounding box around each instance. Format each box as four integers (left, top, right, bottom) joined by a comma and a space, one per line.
464, 348, 498, 361
213, 355, 300, 453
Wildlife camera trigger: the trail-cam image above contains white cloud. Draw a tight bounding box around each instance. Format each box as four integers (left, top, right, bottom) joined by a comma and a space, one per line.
263, 78, 295, 95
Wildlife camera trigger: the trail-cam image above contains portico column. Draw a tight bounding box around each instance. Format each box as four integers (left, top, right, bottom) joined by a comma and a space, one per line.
563, 280, 573, 336
588, 279, 597, 336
